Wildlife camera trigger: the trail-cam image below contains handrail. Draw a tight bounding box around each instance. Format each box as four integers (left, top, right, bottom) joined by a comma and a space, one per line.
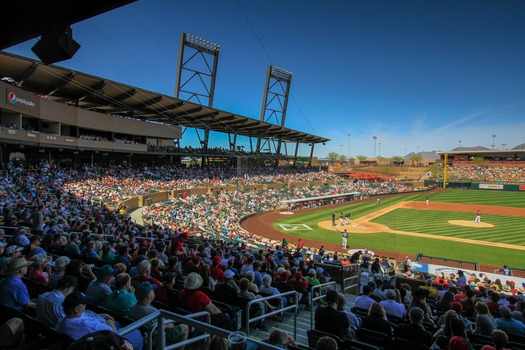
245, 290, 299, 338
309, 281, 336, 329
118, 309, 284, 350
342, 276, 359, 295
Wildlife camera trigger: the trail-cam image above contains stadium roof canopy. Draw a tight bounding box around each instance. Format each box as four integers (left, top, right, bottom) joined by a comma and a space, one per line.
0, 52, 329, 145
0, 0, 137, 50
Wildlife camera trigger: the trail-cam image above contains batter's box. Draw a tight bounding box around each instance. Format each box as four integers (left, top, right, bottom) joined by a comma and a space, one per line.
278, 224, 312, 231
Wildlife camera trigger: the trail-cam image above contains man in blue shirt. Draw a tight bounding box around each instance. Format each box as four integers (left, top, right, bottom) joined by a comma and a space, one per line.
0, 257, 33, 310
85, 264, 115, 306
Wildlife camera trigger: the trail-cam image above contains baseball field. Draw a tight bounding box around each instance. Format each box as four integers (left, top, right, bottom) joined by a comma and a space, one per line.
242, 189, 525, 269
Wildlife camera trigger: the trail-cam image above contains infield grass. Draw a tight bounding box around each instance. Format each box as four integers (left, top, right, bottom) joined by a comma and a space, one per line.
273, 189, 525, 267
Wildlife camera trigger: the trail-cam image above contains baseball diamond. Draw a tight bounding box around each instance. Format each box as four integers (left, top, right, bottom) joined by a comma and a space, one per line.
241, 189, 525, 272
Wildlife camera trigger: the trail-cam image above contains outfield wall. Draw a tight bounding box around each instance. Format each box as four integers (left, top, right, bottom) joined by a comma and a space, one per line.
442, 181, 525, 191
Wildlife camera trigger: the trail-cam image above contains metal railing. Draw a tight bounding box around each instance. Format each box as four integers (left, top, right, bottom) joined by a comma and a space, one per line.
118, 309, 284, 350
245, 290, 299, 338
342, 276, 359, 295
309, 281, 336, 329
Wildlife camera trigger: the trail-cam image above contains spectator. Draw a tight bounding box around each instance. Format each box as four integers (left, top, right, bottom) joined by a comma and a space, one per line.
396, 306, 432, 347
314, 290, 351, 340
215, 269, 240, 297
48, 256, 70, 289
480, 329, 510, 350
361, 302, 394, 337
380, 288, 406, 319
132, 259, 172, 305
237, 277, 276, 311
0, 245, 23, 271
56, 291, 143, 350
65, 259, 96, 293
199, 263, 216, 293
210, 255, 225, 283
85, 264, 116, 307
451, 302, 473, 336
354, 285, 376, 311
336, 291, 360, 335
496, 305, 525, 335
259, 274, 286, 306
460, 289, 476, 317
177, 272, 229, 327
26, 253, 51, 284
448, 318, 473, 350
409, 288, 435, 329
128, 281, 189, 348
473, 301, 497, 336
436, 291, 455, 314
487, 292, 502, 317
315, 336, 338, 350
267, 329, 298, 348
104, 273, 136, 315
64, 233, 81, 255
36, 275, 78, 327
0, 257, 33, 310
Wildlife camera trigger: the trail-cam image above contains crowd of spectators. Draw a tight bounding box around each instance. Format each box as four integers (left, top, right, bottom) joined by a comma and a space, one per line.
0, 160, 524, 349
447, 165, 525, 183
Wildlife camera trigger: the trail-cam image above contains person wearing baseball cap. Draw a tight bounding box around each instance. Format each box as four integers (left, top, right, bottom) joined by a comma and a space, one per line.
56, 291, 144, 349
129, 281, 189, 347
85, 264, 117, 307
0, 257, 33, 310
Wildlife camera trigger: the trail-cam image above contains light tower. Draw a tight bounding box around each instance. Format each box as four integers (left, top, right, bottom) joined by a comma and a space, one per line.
492, 134, 496, 150
373, 136, 377, 158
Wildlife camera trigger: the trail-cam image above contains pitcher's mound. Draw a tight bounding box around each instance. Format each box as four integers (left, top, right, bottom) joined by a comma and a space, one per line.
448, 220, 494, 228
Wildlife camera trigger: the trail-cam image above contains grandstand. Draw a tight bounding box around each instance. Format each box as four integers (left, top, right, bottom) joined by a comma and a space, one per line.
1, 3, 525, 350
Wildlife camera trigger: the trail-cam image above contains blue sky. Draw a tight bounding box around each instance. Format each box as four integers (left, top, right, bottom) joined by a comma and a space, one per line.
5, 0, 525, 158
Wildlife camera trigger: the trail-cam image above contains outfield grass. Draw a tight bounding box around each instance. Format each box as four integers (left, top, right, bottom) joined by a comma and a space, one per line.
273, 189, 525, 267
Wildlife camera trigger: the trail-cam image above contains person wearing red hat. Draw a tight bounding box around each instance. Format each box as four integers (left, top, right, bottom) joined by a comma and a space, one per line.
210, 255, 224, 283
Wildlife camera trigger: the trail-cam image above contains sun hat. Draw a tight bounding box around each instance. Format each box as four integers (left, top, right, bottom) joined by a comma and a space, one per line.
1, 257, 33, 275
135, 281, 158, 298
97, 264, 118, 278
224, 270, 235, 279
62, 291, 94, 310
184, 272, 203, 290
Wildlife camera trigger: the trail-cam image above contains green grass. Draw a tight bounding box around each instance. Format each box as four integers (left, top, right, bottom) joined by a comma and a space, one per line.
273, 189, 525, 267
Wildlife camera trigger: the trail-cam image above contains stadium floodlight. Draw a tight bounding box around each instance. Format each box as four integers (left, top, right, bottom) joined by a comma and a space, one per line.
184, 33, 220, 54
270, 66, 293, 82
492, 134, 496, 150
